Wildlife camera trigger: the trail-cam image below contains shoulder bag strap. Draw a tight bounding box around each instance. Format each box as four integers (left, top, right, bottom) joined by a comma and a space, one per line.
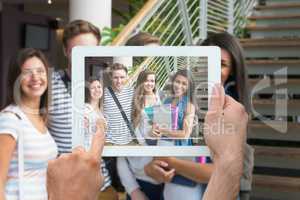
107, 87, 135, 138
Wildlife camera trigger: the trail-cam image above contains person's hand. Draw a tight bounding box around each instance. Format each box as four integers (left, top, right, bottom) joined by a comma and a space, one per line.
47, 123, 105, 200
204, 84, 248, 160
150, 123, 161, 138
144, 159, 175, 183
97, 118, 107, 133
130, 188, 149, 200
202, 85, 248, 200
155, 156, 174, 164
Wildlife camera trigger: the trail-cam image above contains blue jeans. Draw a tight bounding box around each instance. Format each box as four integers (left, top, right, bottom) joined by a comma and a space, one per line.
126, 179, 164, 200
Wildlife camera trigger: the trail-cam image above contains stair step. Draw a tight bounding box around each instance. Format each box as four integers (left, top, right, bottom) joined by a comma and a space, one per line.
249, 78, 300, 94
253, 166, 300, 177
246, 25, 300, 31
253, 145, 300, 169
246, 59, 300, 75
254, 2, 300, 17
240, 38, 300, 58
253, 175, 300, 192
252, 99, 300, 116
249, 14, 300, 20
250, 15, 300, 26
248, 121, 300, 141
253, 174, 300, 191
265, 0, 300, 5
255, 2, 300, 10
246, 25, 300, 38
254, 146, 300, 158
251, 175, 300, 200
240, 38, 300, 46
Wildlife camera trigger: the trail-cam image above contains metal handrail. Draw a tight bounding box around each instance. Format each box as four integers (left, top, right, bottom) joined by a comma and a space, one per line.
114, 0, 257, 89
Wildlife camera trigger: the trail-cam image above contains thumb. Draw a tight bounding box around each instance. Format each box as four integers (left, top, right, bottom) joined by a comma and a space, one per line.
209, 84, 225, 113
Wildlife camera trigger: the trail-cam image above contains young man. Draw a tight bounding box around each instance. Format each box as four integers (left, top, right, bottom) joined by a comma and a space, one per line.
103, 63, 135, 145
47, 20, 117, 200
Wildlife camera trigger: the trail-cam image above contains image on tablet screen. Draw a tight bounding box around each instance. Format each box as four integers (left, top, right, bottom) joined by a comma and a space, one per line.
72, 46, 220, 156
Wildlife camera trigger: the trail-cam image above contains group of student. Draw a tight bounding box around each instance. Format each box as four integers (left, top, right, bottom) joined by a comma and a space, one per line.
0, 19, 253, 200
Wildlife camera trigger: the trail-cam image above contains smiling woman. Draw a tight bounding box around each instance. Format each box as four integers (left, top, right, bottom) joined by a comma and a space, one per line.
0, 48, 58, 200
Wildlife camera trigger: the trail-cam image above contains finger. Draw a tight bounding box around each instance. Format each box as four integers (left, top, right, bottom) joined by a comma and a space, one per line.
165, 168, 175, 181
58, 153, 70, 160
209, 84, 225, 113
152, 131, 160, 138
154, 165, 170, 177
89, 126, 105, 159
155, 159, 169, 168
165, 168, 175, 177
72, 146, 85, 154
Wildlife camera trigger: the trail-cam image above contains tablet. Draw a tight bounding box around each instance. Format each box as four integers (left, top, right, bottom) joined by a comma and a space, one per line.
72, 46, 220, 156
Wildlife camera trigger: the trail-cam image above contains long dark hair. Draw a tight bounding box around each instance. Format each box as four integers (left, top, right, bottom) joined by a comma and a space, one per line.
201, 32, 250, 112
171, 69, 195, 106
5, 48, 50, 120
131, 70, 156, 128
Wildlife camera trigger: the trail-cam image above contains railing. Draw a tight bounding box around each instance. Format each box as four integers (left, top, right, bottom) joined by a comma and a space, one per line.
113, 0, 257, 88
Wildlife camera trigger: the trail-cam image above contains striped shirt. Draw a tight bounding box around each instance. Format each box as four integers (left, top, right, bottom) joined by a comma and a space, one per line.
0, 104, 58, 200
103, 86, 134, 145
48, 70, 72, 154
48, 70, 111, 190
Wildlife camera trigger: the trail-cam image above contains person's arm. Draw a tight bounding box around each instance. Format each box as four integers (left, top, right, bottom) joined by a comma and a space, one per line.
204, 152, 243, 200
0, 135, 17, 200
116, 157, 150, 200
116, 157, 140, 195
155, 157, 214, 183
144, 159, 175, 183
203, 85, 247, 200
158, 103, 195, 138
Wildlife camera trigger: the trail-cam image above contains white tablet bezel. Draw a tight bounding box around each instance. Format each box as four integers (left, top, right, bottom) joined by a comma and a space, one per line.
72, 46, 220, 156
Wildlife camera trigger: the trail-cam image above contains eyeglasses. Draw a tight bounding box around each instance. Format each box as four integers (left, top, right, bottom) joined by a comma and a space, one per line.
21, 68, 47, 77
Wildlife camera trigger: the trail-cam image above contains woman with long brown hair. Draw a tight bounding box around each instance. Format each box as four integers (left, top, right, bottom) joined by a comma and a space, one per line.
146, 32, 253, 200
117, 69, 165, 200
0, 48, 58, 200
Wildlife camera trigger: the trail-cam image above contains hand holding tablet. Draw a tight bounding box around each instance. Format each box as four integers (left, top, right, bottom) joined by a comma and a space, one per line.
47, 124, 105, 200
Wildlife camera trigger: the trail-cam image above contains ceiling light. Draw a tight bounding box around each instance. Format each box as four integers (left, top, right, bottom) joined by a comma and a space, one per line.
48, 0, 52, 4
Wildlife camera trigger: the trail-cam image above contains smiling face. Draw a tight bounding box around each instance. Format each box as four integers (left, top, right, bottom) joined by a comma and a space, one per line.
89, 80, 103, 102
20, 56, 48, 100
173, 74, 189, 98
111, 69, 127, 92
143, 74, 156, 94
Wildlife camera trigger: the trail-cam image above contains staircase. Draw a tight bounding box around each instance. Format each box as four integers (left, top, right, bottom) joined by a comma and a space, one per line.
240, 0, 300, 199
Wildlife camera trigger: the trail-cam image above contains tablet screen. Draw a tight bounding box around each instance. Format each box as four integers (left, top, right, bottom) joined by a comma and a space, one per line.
72, 46, 220, 156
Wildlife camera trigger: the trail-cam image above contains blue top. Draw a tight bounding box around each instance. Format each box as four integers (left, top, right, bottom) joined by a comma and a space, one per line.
164, 96, 192, 146
144, 106, 154, 120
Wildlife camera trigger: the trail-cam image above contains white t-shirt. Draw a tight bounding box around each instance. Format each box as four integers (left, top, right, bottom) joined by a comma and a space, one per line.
0, 104, 58, 200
